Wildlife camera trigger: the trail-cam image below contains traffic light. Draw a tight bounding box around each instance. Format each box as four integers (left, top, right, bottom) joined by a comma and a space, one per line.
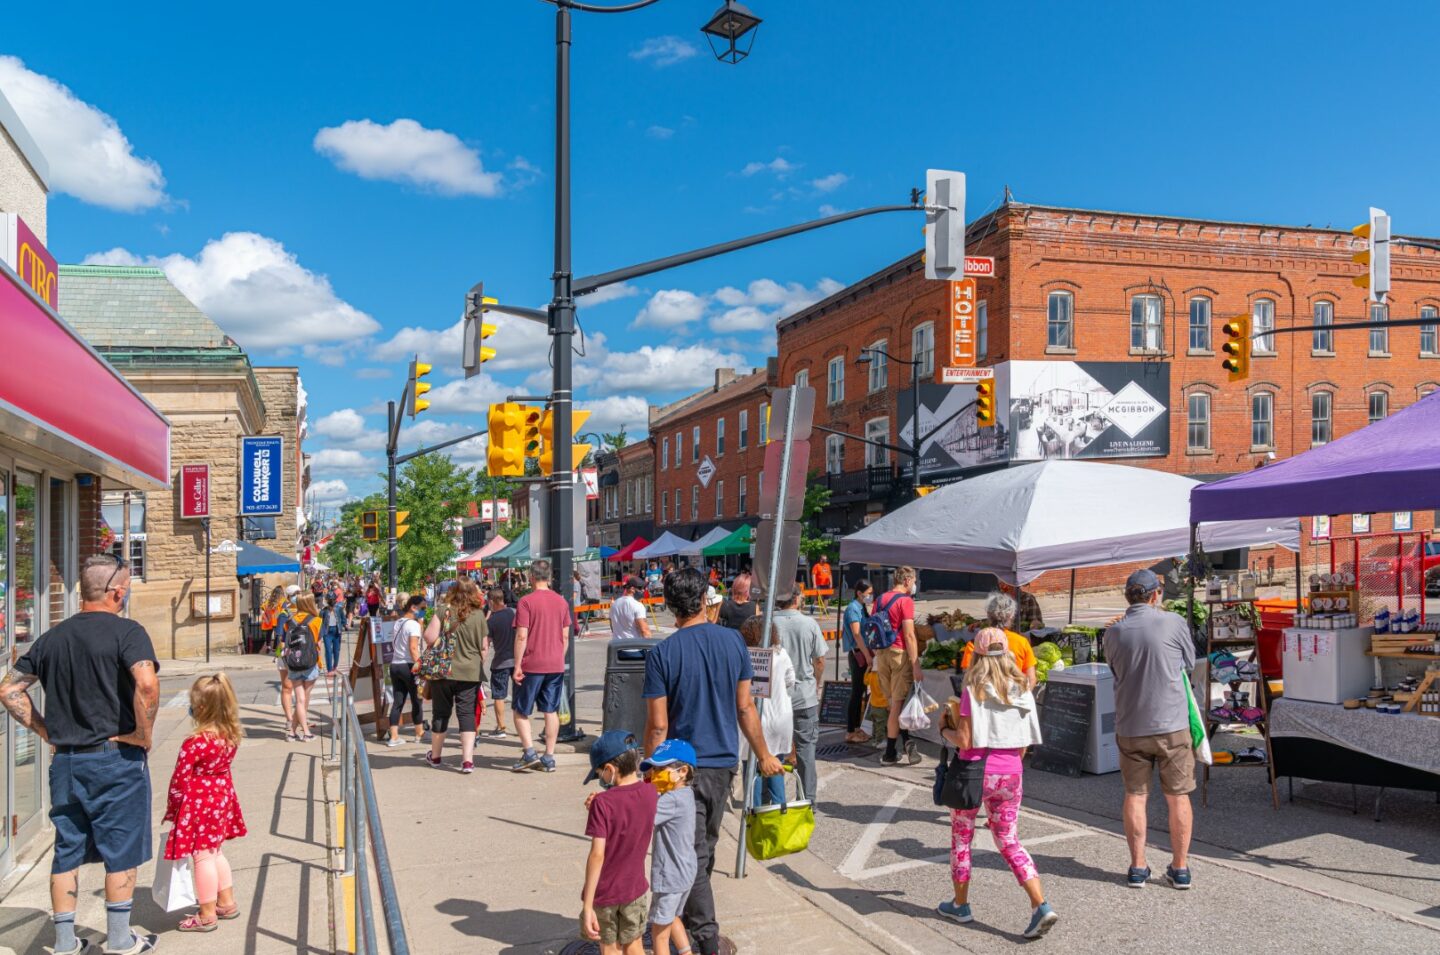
1352, 207, 1391, 302
1220, 315, 1251, 382
407, 358, 432, 417
521, 406, 544, 459
537, 409, 593, 476
923, 168, 966, 281
486, 403, 529, 477
974, 381, 995, 428
915, 485, 938, 497
463, 282, 499, 379
358, 510, 380, 541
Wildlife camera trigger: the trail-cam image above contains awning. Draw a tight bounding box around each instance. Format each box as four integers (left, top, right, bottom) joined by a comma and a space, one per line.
608, 536, 652, 562
484, 529, 531, 566
703, 524, 755, 557
235, 540, 300, 576
458, 534, 509, 570
635, 531, 696, 559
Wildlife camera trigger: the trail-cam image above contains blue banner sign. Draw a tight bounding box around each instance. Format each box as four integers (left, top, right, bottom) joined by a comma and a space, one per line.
240, 435, 284, 516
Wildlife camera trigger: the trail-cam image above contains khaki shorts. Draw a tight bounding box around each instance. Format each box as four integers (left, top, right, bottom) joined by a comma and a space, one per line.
1117, 730, 1197, 796
583, 895, 648, 946
873, 646, 915, 711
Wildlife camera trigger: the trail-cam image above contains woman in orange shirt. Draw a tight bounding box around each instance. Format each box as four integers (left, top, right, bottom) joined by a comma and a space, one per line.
284, 594, 325, 740
959, 591, 1038, 688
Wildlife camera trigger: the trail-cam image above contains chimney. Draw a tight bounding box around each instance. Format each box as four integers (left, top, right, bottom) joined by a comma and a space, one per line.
714, 368, 737, 391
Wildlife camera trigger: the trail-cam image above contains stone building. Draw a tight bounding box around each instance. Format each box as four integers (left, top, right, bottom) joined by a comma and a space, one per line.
616, 441, 655, 547
58, 265, 306, 657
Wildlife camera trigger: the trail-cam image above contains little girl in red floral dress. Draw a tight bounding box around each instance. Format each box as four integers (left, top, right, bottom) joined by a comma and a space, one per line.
163, 673, 248, 933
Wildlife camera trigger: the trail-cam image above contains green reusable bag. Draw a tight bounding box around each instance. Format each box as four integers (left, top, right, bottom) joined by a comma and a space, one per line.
744, 771, 815, 862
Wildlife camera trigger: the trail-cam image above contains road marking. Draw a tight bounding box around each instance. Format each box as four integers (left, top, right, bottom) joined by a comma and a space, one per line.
163, 690, 188, 709
847, 826, 1094, 881
837, 784, 912, 879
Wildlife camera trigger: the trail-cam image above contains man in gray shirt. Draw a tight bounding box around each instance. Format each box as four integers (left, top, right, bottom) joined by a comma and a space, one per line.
771, 592, 828, 800
1103, 569, 1197, 891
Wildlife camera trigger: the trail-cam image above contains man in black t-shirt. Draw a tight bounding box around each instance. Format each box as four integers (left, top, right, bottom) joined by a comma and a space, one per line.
482, 587, 518, 739
0, 554, 161, 955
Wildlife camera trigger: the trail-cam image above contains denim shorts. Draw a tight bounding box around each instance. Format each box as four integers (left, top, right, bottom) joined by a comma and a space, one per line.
511, 671, 564, 717
489, 666, 514, 701
49, 743, 152, 873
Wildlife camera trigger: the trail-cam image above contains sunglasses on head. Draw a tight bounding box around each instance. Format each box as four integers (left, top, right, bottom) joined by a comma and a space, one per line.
104, 553, 128, 594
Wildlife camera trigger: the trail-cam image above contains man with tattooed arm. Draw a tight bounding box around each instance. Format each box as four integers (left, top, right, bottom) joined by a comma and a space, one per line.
1, 553, 161, 954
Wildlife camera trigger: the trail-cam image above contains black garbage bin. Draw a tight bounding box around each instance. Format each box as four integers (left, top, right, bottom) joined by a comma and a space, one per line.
602, 637, 665, 736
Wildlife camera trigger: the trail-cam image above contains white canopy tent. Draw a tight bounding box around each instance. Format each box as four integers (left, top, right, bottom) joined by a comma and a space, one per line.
840, 461, 1300, 585
635, 526, 734, 559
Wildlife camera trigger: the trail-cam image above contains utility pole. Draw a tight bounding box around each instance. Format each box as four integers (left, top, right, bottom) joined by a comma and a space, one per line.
386, 400, 399, 596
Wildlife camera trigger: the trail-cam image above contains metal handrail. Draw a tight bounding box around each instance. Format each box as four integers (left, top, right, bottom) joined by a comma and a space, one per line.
331, 668, 410, 954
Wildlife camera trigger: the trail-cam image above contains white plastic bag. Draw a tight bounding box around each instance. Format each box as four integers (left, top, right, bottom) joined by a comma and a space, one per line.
915, 686, 941, 715
899, 688, 932, 732
151, 846, 197, 913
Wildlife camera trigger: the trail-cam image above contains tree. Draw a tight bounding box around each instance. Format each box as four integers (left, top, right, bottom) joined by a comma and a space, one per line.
601, 429, 628, 453
798, 474, 834, 563
395, 453, 474, 590
325, 493, 386, 575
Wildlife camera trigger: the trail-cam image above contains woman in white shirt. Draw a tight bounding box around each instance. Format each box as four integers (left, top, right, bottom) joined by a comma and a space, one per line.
738, 617, 796, 806
385, 596, 428, 746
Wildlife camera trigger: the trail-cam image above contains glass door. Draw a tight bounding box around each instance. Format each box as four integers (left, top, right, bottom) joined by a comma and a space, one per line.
11, 471, 40, 839
0, 464, 10, 871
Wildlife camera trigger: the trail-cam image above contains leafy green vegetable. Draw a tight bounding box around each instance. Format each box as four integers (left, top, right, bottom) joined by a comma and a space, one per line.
1033, 642, 1063, 666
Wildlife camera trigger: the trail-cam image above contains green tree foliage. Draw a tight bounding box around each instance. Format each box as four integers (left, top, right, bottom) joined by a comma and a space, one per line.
601, 429, 628, 453
395, 453, 473, 590
798, 473, 834, 562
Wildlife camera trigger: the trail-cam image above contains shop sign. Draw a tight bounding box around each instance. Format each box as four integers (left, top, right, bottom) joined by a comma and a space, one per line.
1, 213, 57, 308
180, 464, 210, 519
963, 256, 996, 278
944, 278, 977, 374
239, 435, 284, 516
939, 367, 994, 384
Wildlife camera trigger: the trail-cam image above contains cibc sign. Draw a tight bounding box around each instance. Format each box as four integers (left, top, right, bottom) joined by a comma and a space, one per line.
1, 213, 58, 309
180, 464, 211, 519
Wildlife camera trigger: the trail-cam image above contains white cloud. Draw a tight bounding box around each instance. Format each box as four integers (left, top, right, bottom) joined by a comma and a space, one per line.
584, 395, 651, 436
580, 282, 642, 307
646, 125, 675, 140
0, 56, 168, 211
713, 305, 770, 332
425, 375, 515, 415
811, 172, 850, 193
355, 367, 392, 380
630, 36, 699, 67
577, 344, 750, 395
818, 204, 842, 217
308, 479, 352, 504
314, 409, 368, 441
706, 277, 842, 331
633, 289, 708, 329
741, 157, 799, 178
313, 118, 501, 197
311, 448, 376, 474
83, 232, 380, 351
374, 313, 566, 375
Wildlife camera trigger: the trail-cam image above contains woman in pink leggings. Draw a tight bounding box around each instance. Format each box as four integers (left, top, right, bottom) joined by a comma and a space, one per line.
938, 628, 1058, 940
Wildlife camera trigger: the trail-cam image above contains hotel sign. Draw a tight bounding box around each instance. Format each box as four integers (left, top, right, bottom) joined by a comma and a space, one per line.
1, 213, 58, 308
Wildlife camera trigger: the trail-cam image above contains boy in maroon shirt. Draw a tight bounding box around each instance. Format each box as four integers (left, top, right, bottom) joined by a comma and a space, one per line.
580, 731, 658, 954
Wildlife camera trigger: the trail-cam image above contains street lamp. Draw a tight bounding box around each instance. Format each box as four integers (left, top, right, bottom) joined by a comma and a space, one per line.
701, 0, 762, 63
857, 346, 922, 497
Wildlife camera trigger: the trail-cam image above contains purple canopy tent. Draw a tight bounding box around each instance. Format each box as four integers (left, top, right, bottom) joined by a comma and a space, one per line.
1191, 392, 1440, 523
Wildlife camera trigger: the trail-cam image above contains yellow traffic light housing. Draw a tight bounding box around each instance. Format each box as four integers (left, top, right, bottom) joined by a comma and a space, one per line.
395, 510, 411, 540
486, 403, 529, 477
1351, 207, 1391, 302
359, 510, 380, 542
1220, 315, 1251, 382
537, 409, 593, 475
975, 381, 995, 428
407, 358, 432, 417
521, 406, 544, 459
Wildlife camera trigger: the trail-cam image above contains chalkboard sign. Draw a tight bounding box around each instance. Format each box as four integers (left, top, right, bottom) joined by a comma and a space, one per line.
819, 682, 854, 726
1029, 681, 1094, 777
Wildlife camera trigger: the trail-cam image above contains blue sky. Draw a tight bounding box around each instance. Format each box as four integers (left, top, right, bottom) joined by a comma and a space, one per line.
6, 1, 1440, 506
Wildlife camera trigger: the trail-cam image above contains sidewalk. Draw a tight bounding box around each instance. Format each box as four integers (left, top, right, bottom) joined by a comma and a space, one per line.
0, 669, 336, 955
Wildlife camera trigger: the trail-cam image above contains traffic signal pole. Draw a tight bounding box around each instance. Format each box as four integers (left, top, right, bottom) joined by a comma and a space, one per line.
387, 400, 399, 595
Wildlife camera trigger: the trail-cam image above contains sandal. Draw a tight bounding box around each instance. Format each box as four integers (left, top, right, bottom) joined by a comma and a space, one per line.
178, 914, 218, 933
216, 903, 241, 920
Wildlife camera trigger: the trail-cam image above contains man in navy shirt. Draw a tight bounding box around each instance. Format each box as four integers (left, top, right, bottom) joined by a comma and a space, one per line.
644, 568, 781, 955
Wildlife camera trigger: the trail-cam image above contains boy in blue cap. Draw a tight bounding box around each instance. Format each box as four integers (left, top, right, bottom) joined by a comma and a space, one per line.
642, 740, 699, 955
581, 730, 658, 955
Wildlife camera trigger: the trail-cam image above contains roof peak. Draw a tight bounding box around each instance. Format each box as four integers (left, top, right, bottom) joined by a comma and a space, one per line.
59, 264, 166, 278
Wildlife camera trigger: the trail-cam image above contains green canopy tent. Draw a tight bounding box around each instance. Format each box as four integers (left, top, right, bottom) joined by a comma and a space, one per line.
702, 524, 756, 557
482, 528, 530, 567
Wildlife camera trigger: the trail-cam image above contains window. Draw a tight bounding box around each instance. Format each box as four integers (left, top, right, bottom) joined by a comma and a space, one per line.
912, 322, 935, 378
864, 417, 890, 467
758, 471, 764, 508
661, 437, 669, 470
661, 493, 668, 524
626, 481, 633, 516
1047, 291, 1073, 348
1252, 299, 1276, 354
1130, 294, 1164, 351
738, 474, 748, 515
674, 489, 681, 521
867, 340, 887, 392
646, 477, 653, 512
794, 369, 808, 390
977, 300, 988, 358
691, 485, 699, 520
1251, 392, 1274, 448
1368, 390, 1388, 423
1189, 297, 1212, 351
692, 426, 700, 463
739, 410, 749, 449
1186, 394, 1210, 451
1313, 301, 1334, 353
716, 417, 726, 456
102, 493, 147, 581
674, 433, 682, 468
825, 434, 844, 475
827, 356, 845, 405
1370, 303, 1389, 354
758, 403, 769, 444
715, 480, 724, 518
1422, 306, 1438, 355
1312, 391, 1332, 446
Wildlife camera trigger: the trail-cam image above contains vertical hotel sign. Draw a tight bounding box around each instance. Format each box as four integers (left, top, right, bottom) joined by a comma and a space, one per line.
1, 213, 58, 308
179, 464, 211, 519
239, 436, 284, 516
938, 278, 977, 382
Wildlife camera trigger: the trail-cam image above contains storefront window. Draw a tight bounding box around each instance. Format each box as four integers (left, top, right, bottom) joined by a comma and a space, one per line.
48, 478, 73, 628
102, 493, 147, 580
0, 467, 8, 865
12, 471, 40, 832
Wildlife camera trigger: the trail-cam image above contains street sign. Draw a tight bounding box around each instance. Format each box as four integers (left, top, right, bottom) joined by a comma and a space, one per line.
964, 256, 995, 278
179, 464, 210, 519
697, 455, 717, 489
923, 169, 966, 281
758, 439, 809, 519
941, 278, 977, 379
939, 366, 995, 384
239, 436, 283, 516
753, 520, 802, 597
767, 386, 815, 443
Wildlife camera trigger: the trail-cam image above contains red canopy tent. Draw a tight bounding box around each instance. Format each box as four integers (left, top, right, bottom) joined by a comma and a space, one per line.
608, 536, 651, 562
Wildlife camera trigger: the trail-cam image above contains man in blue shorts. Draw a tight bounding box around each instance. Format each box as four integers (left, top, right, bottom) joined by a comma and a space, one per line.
510, 558, 571, 773
482, 587, 518, 738
0, 554, 161, 954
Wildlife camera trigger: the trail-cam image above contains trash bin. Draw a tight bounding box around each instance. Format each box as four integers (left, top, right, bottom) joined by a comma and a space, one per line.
1254, 598, 1296, 678
602, 637, 664, 736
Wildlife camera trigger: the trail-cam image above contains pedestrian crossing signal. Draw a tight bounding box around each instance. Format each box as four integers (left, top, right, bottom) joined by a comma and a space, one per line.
975, 382, 995, 428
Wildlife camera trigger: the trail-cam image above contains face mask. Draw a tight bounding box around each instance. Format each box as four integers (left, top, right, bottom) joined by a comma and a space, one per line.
650, 767, 681, 795
597, 768, 616, 790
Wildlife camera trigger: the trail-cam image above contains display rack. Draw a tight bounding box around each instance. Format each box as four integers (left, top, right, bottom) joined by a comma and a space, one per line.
1201, 598, 1280, 809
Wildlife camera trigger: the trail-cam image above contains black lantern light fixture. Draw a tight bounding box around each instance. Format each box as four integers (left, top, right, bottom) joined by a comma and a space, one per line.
701, 0, 762, 63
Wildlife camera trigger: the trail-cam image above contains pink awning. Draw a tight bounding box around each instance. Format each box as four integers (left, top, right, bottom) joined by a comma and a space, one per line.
458, 534, 510, 570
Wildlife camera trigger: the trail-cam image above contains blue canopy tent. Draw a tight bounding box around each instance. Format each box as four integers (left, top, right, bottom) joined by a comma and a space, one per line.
235, 540, 301, 576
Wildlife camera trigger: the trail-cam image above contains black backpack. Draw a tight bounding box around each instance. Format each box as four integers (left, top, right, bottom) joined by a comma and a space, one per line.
282, 614, 320, 672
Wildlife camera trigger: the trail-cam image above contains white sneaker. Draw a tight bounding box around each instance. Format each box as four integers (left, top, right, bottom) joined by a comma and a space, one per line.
385, 737, 402, 748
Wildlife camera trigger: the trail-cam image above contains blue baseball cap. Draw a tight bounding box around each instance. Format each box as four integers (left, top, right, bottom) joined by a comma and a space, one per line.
584, 730, 639, 784
640, 739, 697, 772
1125, 568, 1161, 598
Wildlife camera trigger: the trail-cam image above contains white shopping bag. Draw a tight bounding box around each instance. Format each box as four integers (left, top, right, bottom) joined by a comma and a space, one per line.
899, 688, 932, 732
151, 845, 197, 913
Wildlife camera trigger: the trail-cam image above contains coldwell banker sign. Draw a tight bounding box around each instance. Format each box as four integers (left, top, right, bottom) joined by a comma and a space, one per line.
239, 436, 284, 516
